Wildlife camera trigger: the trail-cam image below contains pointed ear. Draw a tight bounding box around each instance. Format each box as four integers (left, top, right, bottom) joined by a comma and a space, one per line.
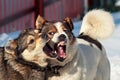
5, 40, 17, 54
64, 17, 74, 31
35, 15, 46, 29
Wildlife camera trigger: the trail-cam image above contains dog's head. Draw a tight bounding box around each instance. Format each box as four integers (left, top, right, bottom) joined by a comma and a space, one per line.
5, 28, 49, 69
36, 16, 75, 66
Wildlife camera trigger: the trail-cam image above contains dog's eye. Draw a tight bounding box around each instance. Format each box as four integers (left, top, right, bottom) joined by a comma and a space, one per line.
29, 39, 34, 44
63, 29, 67, 31
62, 27, 68, 32
63, 29, 68, 32
48, 32, 55, 35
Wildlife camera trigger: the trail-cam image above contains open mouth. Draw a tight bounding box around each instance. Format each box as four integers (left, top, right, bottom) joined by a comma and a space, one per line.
43, 41, 67, 62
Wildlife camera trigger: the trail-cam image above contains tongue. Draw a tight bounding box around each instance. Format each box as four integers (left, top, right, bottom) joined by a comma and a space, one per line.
58, 46, 66, 58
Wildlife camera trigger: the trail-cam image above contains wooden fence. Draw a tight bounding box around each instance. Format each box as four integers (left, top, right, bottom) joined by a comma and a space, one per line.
44, 0, 84, 21
0, 0, 84, 34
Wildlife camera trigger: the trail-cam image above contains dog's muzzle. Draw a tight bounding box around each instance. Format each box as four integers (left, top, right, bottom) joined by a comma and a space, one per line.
43, 34, 67, 62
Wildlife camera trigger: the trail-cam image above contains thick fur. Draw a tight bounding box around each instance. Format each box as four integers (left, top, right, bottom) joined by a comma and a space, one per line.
80, 9, 114, 39
0, 28, 49, 80
35, 9, 114, 80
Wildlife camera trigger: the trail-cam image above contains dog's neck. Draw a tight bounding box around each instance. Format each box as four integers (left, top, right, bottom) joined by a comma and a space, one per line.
47, 45, 84, 80
59, 48, 80, 72
3, 50, 31, 79
3, 50, 46, 80
46, 41, 86, 80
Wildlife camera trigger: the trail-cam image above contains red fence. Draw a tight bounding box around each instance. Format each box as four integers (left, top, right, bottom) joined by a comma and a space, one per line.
0, 0, 37, 34
0, 0, 84, 34
44, 0, 84, 21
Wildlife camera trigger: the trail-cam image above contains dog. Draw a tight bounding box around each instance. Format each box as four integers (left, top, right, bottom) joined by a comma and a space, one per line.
35, 9, 114, 80
0, 28, 50, 80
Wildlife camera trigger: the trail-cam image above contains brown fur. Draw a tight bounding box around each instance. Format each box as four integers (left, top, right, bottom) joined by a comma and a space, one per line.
0, 28, 46, 80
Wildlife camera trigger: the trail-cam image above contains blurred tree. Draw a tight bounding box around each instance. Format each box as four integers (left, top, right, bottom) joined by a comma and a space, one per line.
105, 0, 118, 12
88, 0, 118, 12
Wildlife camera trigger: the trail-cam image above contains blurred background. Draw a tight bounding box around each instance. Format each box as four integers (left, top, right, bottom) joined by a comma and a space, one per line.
0, 1, 120, 79
0, 0, 120, 34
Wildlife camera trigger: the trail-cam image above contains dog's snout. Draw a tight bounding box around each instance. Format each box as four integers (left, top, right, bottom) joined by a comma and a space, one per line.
58, 34, 66, 41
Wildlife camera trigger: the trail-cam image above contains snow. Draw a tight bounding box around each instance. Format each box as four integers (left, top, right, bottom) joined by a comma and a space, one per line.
101, 25, 120, 80
0, 12, 120, 80
0, 31, 21, 46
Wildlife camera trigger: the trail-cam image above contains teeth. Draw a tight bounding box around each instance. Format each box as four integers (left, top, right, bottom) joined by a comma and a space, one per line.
55, 51, 57, 54
58, 43, 61, 46
58, 41, 65, 46
46, 39, 50, 43
58, 42, 61, 46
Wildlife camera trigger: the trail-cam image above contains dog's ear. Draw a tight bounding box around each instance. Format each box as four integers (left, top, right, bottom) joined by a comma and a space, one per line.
63, 17, 74, 31
5, 40, 17, 55
35, 15, 46, 29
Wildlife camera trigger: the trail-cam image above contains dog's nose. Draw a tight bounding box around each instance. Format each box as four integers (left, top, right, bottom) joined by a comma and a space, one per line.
58, 34, 66, 41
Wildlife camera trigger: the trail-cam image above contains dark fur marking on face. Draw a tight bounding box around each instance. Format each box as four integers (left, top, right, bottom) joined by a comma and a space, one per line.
14, 28, 32, 54
63, 17, 74, 31
61, 22, 75, 45
14, 28, 41, 56
41, 22, 57, 40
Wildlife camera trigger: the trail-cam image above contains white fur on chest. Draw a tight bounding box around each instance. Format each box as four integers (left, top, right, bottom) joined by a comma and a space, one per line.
48, 50, 84, 80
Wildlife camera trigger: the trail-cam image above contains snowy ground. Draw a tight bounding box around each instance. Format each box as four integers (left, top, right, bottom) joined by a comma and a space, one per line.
0, 12, 120, 80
